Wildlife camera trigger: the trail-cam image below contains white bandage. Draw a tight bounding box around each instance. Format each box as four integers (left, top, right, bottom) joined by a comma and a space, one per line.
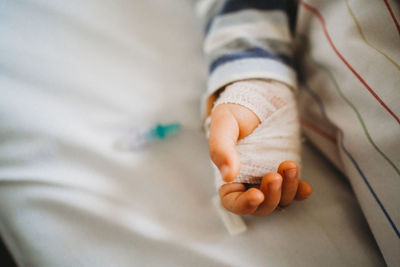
212, 79, 301, 189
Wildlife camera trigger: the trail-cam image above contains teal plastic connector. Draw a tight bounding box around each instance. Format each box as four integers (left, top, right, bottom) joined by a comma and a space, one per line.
147, 123, 181, 140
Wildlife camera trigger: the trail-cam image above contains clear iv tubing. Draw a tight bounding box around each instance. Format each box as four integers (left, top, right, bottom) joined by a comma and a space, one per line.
115, 123, 181, 151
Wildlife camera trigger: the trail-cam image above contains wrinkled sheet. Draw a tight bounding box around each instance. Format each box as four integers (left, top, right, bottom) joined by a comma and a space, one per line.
0, 0, 384, 266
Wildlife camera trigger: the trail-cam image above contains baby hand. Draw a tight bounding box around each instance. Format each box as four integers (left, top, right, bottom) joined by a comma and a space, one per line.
209, 102, 312, 216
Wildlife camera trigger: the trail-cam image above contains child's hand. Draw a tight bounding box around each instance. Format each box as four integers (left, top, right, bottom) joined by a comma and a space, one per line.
209, 103, 312, 216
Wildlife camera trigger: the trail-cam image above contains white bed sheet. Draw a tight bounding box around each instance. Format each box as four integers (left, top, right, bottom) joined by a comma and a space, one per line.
0, 0, 384, 266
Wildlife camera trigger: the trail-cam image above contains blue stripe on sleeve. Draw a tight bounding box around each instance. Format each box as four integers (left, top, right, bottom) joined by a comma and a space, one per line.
219, 0, 286, 15
204, 19, 213, 35
205, 0, 287, 34
209, 47, 291, 73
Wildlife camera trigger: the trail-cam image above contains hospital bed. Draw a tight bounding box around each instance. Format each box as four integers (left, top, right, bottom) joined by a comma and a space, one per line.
0, 0, 385, 265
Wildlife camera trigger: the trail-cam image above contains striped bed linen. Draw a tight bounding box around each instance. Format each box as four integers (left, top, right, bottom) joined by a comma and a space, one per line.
199, 0, 400, 265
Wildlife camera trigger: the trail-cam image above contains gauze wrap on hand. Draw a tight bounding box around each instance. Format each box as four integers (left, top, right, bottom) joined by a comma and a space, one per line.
212, 79, 301, 189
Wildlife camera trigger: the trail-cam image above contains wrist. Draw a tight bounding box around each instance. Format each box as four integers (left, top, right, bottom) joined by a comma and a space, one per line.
212, 79, 295, 123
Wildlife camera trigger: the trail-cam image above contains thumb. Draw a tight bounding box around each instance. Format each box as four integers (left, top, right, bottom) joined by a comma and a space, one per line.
209, 105, 241, 182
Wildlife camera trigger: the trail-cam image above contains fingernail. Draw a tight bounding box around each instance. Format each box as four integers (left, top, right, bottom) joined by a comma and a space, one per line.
249, 199, 260, 207
284, 168, 297, 181
220, 165, 229, 179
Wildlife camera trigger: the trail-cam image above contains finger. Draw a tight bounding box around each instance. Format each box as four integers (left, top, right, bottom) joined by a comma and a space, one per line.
278, 160, 299, 207
252, 173, 282, 216
209, 105, 240, 182
220, 183, 264, 215
225, 103, 260, 139
295, 181, 313, 201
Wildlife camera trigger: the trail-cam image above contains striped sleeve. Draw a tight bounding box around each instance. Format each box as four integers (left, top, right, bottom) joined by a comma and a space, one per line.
199, 0, 297, 115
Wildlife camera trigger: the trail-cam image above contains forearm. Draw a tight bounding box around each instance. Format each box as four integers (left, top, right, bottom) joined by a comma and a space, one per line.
199, 0, 297, 117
